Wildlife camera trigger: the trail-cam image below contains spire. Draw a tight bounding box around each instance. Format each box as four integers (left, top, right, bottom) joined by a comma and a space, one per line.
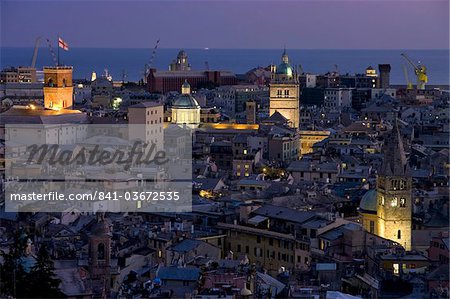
380, 120, 410, 176
282, 47, 289, 63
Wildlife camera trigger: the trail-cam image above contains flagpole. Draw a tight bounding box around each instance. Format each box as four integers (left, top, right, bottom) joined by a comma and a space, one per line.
57, 35, 60, 66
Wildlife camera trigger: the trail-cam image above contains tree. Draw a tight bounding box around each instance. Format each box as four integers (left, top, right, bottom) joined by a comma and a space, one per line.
27, 244, 64, 298
0, 229, 30, 297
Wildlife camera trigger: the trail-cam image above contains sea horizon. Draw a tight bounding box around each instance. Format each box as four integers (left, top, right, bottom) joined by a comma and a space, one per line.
1, 47, 449, 85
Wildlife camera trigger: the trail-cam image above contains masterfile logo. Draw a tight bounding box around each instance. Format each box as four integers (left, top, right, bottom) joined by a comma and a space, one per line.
4, 124, 193, 213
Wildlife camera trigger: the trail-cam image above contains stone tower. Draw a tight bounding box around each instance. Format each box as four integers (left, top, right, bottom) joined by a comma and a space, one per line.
246, 100, 256, 124
269, 49, 300, 129
43, 66, 73, 109
376, 121, 412, 250
378, 64, 391, 89
88, 212, 112, 296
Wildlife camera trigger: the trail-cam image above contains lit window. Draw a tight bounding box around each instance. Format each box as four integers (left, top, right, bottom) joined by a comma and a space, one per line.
400, 198, 406, 208
243, 149, 247, 155
393, 263, 399, 275
391, 197, 398, 207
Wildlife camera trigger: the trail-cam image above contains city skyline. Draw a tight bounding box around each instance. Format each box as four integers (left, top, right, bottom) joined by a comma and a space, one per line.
1, 0, 449, 49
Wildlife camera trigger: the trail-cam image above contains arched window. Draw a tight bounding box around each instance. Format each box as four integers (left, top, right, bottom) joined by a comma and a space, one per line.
397, 230, 401, 239
48, 78, 54, 87
62, 78, 67, 87
98, 243, 105, 260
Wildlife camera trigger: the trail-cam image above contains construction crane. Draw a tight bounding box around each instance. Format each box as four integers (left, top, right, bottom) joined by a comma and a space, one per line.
401, 53, 428, 90
30, 36, 42, 68
402, 63, 413, 90
143, 39, 160, 83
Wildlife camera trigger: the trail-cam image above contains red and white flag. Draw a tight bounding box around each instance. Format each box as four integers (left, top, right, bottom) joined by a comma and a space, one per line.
58, 37, 69, 51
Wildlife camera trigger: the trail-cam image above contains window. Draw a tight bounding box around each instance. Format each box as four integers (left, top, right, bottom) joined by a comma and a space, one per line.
391, 197, 398, 207
393, 263, 400, 275
397, 230, 401, 239
97, 243, 105, 260
400, 198, 406, 208
369, 221, 374, 234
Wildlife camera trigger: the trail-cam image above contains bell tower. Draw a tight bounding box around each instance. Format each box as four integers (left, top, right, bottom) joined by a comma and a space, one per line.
376, 121, 412, 250
269, 49, 300, 129
88, 212, 112, 296
43, 66, 73, 109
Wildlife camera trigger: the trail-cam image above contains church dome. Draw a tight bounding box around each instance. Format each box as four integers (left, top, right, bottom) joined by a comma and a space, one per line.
172, 94, 199, 109
276, 62, 293, 76
359, 189, 377, 214
276, 49, 293, 76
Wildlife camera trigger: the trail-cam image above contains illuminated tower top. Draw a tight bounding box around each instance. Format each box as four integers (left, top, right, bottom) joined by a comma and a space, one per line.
181, 79, 191, 95
43, 66, 73, 110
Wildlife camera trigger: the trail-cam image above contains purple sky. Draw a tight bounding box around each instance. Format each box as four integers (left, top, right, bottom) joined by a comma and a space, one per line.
1, 0, 448, 49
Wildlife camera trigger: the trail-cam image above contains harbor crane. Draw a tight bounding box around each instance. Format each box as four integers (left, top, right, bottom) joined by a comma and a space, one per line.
401, 53, 428, 90
30, 36, 42, 68
401, 63, 413, 90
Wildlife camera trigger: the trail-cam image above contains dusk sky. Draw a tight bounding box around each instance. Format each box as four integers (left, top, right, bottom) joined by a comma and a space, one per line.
1, 0, 449, 49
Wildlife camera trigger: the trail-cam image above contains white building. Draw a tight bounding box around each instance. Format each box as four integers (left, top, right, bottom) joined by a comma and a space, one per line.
323, 88, 353, 112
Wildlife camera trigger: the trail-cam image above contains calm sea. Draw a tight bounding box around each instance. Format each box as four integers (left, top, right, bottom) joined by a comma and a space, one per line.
1, 48, 448, 85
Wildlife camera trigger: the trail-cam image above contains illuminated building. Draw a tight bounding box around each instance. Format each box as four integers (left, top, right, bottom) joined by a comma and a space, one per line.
299, 130, 330, 156
365, 66, 378, 77
43, 66, 73, 109
171, 80, 200, 128
360, 122, 412, 250
269, 50, 300, 129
